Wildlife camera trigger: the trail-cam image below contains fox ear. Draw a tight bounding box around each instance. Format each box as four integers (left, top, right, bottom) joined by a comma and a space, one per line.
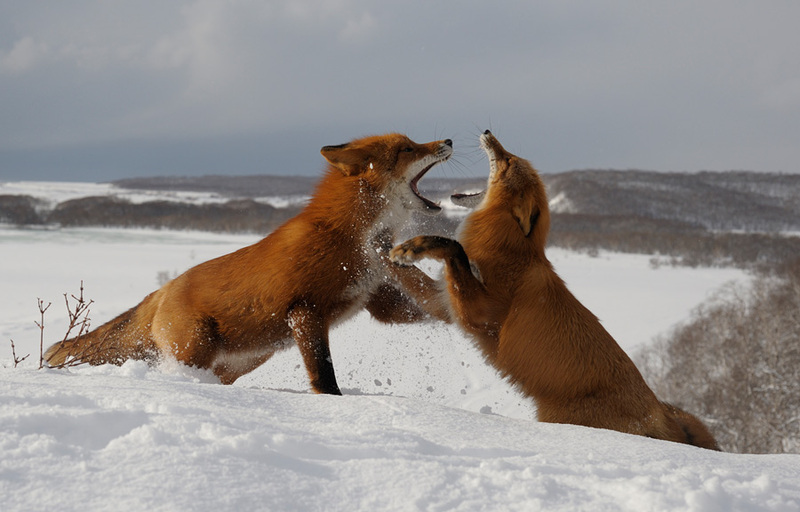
321, 143, 364, 176
512, 195, 538, 237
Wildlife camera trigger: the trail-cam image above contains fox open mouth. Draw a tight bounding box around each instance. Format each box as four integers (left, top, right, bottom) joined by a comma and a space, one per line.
410, 162, 443, 211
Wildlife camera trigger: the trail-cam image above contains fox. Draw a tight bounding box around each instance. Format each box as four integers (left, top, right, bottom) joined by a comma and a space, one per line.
389, 130, 720, 450
45, 133, 453, 394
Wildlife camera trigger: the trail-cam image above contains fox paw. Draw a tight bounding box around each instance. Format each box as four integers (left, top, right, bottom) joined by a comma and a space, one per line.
391, 235, 458, 265
390, 237, 432, 265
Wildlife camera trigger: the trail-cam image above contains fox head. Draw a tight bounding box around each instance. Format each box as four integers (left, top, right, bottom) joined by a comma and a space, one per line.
456, 130, 550, 251
320, 134, 452, 215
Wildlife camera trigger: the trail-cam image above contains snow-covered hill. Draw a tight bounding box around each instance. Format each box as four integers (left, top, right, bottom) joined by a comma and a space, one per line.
2, 362, 798, 512
545, 170, 800, 233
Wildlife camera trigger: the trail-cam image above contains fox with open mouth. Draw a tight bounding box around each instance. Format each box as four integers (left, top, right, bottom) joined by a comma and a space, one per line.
391, 131, 719, 450
46, 133, 452, 394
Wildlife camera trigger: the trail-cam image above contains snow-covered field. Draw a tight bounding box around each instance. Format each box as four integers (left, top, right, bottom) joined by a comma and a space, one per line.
1, 225, 798, 511
0, 226, 748, 418
0, 180, 310, 209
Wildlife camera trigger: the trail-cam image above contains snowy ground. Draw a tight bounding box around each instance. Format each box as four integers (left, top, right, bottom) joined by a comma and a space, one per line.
3, 363, 799, 512
2, 225, 798, 511
0, 226, 747, 420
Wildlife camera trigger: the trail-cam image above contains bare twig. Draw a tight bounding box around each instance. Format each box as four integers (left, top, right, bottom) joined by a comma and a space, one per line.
49, 341, 119, 369
35, 298, 52, 369
46, 281, 98, 369
56, 281, 93, 345
10, 339, 30, 368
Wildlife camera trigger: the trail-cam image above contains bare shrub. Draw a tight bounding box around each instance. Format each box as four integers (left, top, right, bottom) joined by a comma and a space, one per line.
8, 283, 100, 369
10, 339, 29, 367
45, 282, 98, 368
35, 298, 52, 369
638, 261, 800, 453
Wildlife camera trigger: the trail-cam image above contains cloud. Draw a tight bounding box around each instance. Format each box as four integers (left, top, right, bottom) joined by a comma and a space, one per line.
760, 78, 800, 110
339, 11, 377, 43
2, 1, 800, 180
1, 36, 48, 74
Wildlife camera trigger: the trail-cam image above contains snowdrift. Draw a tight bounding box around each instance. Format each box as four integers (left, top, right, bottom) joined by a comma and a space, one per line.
1, 363, 798, 512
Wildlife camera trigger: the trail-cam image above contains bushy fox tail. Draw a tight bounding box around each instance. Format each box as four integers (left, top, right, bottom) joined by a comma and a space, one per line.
44, 306, 156, 367
662, 402, 721, 451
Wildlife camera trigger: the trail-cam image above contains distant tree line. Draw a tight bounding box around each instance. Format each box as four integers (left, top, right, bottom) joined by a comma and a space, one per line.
0, 195, 301, 235
4, 193, 800, 270
548, 213, 800, 271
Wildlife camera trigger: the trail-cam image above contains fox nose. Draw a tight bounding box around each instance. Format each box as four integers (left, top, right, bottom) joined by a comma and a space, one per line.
483, 130, 491, 135
444, 139, 453, 147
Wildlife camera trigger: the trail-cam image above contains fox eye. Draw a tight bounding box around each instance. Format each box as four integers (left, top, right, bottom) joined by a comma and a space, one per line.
401, 147, 414, 153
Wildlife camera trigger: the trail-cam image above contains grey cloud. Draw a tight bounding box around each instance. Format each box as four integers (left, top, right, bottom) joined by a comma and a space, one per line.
1, 1, 800, 181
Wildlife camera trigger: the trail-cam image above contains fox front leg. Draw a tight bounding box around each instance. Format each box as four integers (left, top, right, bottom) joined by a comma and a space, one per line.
288, 303, 341, 395
391, 235, 480, 290
392, 236, 498, 348
390, 235, 469, 268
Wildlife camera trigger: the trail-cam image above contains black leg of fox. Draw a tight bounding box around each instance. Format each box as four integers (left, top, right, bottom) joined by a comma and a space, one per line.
288, 303, 342, 395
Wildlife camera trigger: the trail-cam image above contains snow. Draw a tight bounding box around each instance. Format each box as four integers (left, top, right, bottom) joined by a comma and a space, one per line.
2, 225, 797, 511
2, 364, 798, 512
548, 191, 576, 214
0, 181, 227, 207
0, 180, 309, 209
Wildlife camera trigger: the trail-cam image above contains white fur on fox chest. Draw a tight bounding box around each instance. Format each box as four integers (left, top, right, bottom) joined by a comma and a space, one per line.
335, 241, 388, 319
335, 205, 409, 320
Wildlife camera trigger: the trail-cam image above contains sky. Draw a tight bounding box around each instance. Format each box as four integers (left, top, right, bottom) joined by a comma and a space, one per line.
1, 1, 800, 182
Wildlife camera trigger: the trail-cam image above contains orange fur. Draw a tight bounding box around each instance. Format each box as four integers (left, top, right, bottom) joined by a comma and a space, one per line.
391, 131, 720, 450
45, 134, 452, 394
